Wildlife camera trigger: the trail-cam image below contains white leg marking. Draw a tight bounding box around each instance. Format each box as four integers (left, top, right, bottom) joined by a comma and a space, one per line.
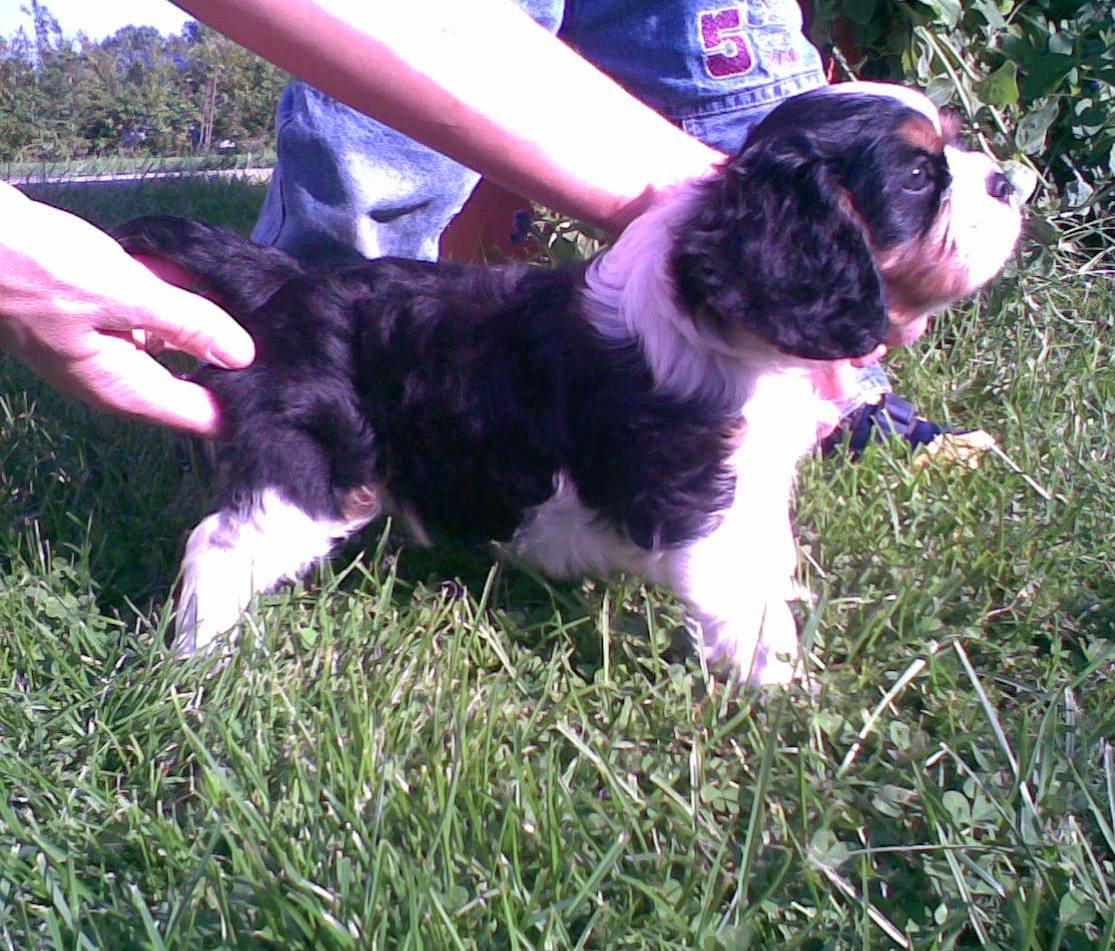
668, 507, 803, 686
665, 371, 823, 686
510, 474, 663, 581
173, 487, 376, 657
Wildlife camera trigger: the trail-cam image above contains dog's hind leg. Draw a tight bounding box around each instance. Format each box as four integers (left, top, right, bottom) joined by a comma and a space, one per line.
172, 485, 379, 657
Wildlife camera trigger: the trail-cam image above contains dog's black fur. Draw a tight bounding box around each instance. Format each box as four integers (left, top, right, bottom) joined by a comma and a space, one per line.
120, 221, 739, 549
116, 94, 940, 544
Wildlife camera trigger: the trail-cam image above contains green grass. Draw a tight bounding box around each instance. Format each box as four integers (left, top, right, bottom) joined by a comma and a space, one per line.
3, 152, 276, 183
1, 178, 1112, 948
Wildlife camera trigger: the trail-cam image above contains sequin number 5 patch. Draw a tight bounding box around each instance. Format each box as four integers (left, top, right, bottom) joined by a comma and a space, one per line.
698, 7, 754, 78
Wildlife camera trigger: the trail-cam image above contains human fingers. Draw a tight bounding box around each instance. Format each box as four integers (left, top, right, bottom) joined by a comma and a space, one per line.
60, 336, 228, 437
114, 266, 255, 369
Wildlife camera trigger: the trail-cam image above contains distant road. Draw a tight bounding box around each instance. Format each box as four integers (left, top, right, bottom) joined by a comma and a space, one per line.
5, 167, 273, 187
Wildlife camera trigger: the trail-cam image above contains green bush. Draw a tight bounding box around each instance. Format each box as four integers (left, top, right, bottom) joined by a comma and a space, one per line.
809, 0, 1114, 217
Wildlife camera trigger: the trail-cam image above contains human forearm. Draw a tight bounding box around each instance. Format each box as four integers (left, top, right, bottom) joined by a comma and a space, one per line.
174, 0, 724, 233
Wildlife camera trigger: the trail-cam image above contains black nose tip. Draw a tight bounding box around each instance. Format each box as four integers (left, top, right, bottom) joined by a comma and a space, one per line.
987, 171, 1014, 202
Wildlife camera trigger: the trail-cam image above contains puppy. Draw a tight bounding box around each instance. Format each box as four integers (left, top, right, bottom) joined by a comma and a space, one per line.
116, 83, 1023, 684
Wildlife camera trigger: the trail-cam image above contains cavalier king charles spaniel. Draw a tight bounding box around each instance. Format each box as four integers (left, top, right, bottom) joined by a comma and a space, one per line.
116, 83, 1024, 684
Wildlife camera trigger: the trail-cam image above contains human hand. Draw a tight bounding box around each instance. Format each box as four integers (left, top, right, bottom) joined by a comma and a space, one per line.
0, 183, 254, 437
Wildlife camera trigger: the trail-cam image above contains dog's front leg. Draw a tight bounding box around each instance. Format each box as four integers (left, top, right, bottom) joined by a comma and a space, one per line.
665, 506, 803, 686
174, 487, 377, 657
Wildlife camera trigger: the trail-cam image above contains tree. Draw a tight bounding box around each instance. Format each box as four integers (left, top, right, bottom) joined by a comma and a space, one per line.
181, 25, 288, 152
0, 3, 289, 161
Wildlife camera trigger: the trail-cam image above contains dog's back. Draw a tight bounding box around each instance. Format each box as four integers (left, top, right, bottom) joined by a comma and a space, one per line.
118, 217, 736, 546
116, 216, 743, 654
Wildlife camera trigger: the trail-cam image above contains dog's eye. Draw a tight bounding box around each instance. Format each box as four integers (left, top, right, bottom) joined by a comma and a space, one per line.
903, 158, 934, 193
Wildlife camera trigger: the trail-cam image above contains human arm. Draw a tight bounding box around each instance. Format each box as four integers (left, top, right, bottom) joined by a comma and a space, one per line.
0, 183, 255, 436
1, 0, 718, 434
174, 0, 725, 235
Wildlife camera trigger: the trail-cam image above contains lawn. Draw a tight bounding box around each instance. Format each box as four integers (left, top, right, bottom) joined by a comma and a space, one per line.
0, 176, 1112, 948
3, 153, 276, 185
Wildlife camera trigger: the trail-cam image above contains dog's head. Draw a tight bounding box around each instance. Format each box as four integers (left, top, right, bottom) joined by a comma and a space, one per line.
672, 82, 1024, 361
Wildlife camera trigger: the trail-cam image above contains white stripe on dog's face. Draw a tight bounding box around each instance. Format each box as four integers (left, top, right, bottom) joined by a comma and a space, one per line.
821, 81, 943, 133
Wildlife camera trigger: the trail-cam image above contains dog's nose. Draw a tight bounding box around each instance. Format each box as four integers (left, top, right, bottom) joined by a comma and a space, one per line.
987, 171, 1014, 203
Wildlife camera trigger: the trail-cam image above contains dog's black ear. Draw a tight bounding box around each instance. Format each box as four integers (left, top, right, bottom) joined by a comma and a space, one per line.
113, 216, 303, 315
671, 131, 889, 360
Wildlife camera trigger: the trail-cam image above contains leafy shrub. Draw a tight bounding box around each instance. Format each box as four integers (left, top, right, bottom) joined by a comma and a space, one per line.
808, 0, 1114, 216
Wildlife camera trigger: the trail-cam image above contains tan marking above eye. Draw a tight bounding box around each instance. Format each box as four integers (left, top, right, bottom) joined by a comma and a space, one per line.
898, 117, 944, 154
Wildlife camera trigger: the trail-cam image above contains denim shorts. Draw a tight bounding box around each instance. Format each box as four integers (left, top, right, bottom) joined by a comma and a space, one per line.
252, 0, 827, 263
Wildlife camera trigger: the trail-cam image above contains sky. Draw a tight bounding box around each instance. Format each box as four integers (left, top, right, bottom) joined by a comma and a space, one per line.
0, 0, 195, 42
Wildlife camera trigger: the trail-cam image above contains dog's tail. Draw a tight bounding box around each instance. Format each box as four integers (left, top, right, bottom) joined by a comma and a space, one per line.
113, 216, 303, 316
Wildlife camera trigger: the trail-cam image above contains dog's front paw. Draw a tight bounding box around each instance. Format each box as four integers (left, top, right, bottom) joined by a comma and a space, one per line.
172, 592, 200, 658
745, 599, 803, 686
698, 598, 804, 688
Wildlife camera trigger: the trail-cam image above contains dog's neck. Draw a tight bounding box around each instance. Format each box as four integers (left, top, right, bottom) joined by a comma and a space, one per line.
582, 185, 839, 454
583, 185, 749, 406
